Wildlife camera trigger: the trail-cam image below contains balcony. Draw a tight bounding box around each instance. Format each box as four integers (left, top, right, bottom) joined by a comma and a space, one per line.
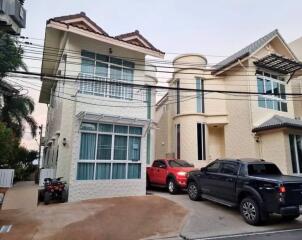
0, 0, 26, 34
77, 73, 148, 103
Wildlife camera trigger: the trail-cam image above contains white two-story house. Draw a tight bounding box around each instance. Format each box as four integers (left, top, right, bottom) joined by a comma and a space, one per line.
39, 12, 164, 202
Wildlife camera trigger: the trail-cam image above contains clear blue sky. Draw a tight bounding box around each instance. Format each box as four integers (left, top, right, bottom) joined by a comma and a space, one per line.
20, 0, 302, 149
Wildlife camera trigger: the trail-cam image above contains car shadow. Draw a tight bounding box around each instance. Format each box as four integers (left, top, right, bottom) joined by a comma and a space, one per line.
149, 188, 302, 227
147, 186, 187, 195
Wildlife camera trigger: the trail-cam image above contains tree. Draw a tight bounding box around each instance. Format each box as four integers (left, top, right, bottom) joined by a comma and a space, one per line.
0, 94, 37, 138
0, 31, 27, 79
0, 122, 19, 168
13, 147, 38, 181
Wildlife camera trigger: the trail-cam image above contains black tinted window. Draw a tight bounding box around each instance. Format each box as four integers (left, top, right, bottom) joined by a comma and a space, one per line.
221, 163, 239, 175
153, 160, 166, 168
152, 160, 161, 167
207, 162, 221, 173
248, 164, 281, 175
169, 160, 193, 167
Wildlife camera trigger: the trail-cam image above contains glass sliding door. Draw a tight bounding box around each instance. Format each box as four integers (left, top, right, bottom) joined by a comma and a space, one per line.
289, 134, 302, 174
77, 122, 142, 180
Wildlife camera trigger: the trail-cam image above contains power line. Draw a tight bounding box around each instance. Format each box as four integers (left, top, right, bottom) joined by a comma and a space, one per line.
21, 54, 296, 78
10, 78, 302, 114
17, 36, 230, 58
19, 41, 302, 69
9, 71, 302, 97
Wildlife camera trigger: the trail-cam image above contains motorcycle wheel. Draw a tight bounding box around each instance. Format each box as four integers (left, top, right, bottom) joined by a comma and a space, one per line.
61, 189, 68, 203
44, 192, 51, 205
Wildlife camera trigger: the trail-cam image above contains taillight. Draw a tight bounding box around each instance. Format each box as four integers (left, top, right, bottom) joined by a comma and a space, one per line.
279, 185, 286, 193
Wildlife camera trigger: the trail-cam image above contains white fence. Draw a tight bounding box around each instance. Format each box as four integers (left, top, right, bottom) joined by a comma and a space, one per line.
0, 169, 14, 188
39, 169, 56, 187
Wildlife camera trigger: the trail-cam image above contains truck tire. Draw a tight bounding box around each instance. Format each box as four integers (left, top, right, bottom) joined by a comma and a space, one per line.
240, 197, 262, 225
146, 175, 151, 190
187, 181, 201, 201
167, 178, 178, 194
44, 192, 51, 205
282, 214, 300, 221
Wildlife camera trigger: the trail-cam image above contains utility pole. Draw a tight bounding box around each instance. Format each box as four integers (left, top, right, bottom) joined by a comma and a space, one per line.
38, 125, 43, 169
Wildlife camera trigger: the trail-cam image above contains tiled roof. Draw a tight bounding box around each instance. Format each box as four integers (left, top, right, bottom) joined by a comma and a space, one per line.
252, 115, 302, 133
115, 30, 161, 52
47, 13, 164, 54
48, 12, 109, 36
212, 29, 280, 74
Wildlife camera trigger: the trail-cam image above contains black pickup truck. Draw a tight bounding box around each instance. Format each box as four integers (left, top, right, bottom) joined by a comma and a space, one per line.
187, 158, 302, 225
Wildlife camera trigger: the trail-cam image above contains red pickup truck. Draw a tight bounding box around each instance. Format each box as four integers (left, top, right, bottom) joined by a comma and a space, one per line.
147, 159, 195, 194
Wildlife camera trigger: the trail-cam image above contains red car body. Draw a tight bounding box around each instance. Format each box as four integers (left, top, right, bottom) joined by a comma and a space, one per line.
147, 159, 195, 192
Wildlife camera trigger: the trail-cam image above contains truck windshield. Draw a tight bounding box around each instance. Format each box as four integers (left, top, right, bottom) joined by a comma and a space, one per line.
248, 164, 281, 175
169, 160, 193, 168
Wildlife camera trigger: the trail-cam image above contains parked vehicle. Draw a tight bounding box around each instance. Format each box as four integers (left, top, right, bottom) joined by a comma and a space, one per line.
43, 177, 68, 204
187, 158, 302, 225
147, 159, 195, 194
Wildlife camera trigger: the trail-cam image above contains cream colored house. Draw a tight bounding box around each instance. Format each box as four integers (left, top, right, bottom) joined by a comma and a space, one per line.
289, 37, 302, 118
39, 12, 164, 202
155, 30, 302, 175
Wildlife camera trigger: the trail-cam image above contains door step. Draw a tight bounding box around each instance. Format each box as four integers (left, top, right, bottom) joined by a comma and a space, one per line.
201, 194, 236, 207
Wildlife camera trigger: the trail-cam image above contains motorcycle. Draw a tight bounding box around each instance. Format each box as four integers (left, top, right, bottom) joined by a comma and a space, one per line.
43, 177, 68, 205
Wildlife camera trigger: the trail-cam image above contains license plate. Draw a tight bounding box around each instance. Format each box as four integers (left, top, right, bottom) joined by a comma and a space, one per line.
299, 205, 302, 213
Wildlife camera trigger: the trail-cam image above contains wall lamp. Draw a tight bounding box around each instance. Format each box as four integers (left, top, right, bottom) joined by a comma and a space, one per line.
62, 138, 67, 146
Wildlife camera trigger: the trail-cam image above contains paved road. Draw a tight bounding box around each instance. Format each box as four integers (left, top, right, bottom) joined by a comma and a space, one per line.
197, 228, 302, 240
2, 181, 38, 210
149, 189, 302, 240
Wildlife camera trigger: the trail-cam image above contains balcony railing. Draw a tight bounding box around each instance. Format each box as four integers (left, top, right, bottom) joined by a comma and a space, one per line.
77, 73, 147, 102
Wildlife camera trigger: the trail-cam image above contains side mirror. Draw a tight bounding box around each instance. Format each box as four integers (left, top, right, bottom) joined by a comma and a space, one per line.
159, 164, 166, 169
200, 167, 206, 172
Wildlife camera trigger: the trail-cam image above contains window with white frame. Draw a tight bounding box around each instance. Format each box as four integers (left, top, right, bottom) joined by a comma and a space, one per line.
256, 70, 287, 112
289, 134, 302, 174
79, 50, 135, 100
77, 122, 142, 180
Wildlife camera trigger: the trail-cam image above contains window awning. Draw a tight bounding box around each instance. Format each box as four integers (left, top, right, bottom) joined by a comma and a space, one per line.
254, 54, 302, 75
252, 115, 302, 133
76, 111, 155, 127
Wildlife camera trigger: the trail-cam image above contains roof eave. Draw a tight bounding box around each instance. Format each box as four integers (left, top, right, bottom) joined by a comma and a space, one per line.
47, 21, 165, 58
252, 124, 302, 133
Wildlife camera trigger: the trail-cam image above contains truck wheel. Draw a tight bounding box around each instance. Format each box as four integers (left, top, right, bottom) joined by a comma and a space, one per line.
240, 197, 261, 225
146, 175, 151, 190
187, 181, 201, 201
282, 214, 300, 221
167, 178, 178, 194
44, 192, 51, 205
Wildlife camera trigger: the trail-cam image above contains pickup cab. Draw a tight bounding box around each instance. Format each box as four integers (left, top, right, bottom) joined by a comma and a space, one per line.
187, 158, 302, 225
147, 159, 195, 194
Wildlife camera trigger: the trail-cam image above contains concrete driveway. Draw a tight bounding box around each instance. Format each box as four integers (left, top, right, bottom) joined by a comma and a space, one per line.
2, 181, 38, 210
149, 189, 302, 240
0, 195, 187, 240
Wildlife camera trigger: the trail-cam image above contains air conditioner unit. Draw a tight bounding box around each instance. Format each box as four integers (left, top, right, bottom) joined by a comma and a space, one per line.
0, 0, 26, 34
